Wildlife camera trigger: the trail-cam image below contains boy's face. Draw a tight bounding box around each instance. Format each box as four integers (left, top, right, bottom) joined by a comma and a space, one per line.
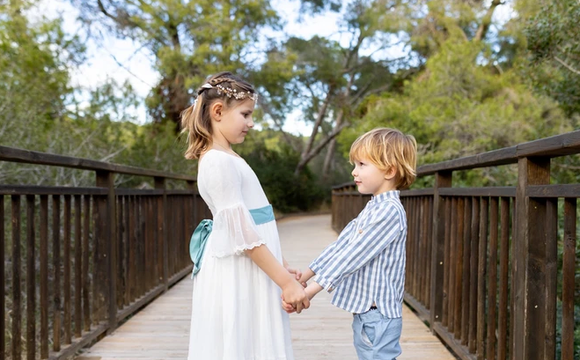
351, 157, 397, 196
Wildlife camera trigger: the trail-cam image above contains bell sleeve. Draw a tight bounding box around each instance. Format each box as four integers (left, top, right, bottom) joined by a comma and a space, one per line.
201, 154, 266, 257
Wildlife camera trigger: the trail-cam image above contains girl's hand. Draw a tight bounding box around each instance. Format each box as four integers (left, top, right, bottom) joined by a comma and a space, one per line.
281, 297, 296, 314
282, 280, 310, 313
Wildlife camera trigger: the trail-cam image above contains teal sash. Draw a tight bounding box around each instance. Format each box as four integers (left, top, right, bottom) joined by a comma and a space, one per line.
249, 204, 275, 225
189, 204, 274, 277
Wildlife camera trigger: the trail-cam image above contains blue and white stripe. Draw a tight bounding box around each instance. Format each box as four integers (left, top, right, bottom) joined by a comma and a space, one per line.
310, 190, 407, 318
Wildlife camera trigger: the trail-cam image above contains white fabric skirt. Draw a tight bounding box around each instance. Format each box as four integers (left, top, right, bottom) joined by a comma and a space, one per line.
188, 221, 294, 360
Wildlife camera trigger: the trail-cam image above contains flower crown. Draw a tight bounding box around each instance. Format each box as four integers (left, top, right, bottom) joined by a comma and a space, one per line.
199, 83, 258, 102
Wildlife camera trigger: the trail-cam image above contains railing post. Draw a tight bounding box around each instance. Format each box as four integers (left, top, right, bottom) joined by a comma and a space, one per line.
155, 177, 169, 292
430, 171, 452, 329
96, 171, 117, 333
513, 156, 550, 360
187, 180, 196, 225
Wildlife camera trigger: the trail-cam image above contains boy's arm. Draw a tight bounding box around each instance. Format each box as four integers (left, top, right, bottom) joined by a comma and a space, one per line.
295, 218, 358, 287
283, 256, 302, 281
305, 281, 323, 300
280, 220, 358, 314
247, 246, 310, 313
298, 268, 315, 287
311, 202, 404, 292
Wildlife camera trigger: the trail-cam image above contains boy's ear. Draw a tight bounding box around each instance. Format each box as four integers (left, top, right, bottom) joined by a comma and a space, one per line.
210, 101, 223, 121
384, 166, 397, 180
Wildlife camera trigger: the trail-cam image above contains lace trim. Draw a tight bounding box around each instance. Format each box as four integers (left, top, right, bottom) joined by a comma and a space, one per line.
213, 239, 267, 258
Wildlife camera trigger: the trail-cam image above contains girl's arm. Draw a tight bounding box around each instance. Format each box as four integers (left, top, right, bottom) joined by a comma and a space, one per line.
246, 245, 310, 313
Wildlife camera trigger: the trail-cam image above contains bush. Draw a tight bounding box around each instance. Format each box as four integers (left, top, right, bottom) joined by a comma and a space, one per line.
243, 143, 326, 213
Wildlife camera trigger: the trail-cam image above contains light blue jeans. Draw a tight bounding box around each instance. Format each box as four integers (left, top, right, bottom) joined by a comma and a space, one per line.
352, 309, 402, 360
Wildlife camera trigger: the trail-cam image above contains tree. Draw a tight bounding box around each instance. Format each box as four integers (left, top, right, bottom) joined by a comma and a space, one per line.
269, 0, 417, 176
340, 0, 573, 187
525, 0, 580, 117
272, 0, 511, 177
73, 0, 280, 130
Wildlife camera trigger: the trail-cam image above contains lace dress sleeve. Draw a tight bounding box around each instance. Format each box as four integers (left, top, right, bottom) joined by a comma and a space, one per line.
201, 154, 265, 257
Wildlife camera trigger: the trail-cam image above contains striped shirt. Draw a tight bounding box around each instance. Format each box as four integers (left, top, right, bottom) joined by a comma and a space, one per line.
310, 190, 407, 318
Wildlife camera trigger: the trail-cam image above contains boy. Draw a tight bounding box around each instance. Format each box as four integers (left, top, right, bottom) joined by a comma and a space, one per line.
284, 128, 417, 360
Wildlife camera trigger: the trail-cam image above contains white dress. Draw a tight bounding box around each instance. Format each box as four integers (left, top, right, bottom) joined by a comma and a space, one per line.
187, 149, 294, 360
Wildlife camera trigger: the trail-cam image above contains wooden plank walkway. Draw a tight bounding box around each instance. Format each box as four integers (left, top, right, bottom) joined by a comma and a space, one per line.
76, 214, 456, 360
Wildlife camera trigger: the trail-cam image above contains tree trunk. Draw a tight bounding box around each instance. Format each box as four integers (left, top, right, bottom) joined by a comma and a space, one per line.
300, 89, 333, 162
294, 121, 349, 175
322, 110, 344, 180
474, 0, 502, 41
322, 137, 337, 181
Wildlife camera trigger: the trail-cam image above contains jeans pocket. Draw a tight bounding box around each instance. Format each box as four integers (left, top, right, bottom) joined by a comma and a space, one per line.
362, 323, 375, 346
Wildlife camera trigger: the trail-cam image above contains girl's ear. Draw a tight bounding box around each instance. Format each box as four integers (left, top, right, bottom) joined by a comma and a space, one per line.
210, 101, 223, 121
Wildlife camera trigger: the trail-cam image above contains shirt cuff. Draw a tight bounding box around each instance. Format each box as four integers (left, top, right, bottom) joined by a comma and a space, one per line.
314, 274, 336, 293
309, 261, 322, 275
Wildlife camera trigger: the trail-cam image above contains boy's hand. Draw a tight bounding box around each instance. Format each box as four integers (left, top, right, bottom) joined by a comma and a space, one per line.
285, 266, 302, 281
281, 297, 296, 314
298, 268, 315, 287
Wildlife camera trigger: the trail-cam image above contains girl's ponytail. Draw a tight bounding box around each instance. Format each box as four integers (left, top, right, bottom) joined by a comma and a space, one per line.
181, 95, 212, 160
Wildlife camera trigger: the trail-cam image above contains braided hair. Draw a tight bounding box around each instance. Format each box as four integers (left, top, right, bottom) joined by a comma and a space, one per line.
180, 72, 257, 159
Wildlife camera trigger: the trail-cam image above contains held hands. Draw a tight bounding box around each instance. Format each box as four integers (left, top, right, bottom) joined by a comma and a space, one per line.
280, 264, 308, 313
281, 280, 310, 314
281, 268, 317, 314
282, 284, 316, 314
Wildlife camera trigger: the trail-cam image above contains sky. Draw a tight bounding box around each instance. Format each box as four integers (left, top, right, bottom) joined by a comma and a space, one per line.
30, 0, 515, 136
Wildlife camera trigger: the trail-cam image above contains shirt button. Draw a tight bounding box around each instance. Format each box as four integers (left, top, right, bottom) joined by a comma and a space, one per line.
359, 229, 363, 234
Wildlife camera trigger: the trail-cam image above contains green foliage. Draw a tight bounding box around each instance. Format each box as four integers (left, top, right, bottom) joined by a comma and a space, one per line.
0, 1, 82, 131
242, 140, 326, 213
524, 0, 580, 117
341, 38, 572, 187
75, 0, 282, 127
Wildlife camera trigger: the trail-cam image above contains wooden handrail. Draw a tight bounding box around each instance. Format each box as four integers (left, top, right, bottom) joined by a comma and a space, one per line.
418, 129, 580, 176
0, 145, 196, 181
333, 130, 580, 184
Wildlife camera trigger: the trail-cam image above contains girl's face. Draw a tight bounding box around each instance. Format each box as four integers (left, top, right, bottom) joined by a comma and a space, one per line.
214, 99, 255, 145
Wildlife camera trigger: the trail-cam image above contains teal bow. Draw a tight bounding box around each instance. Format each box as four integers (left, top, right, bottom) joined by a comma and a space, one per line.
190, 219, 213, 276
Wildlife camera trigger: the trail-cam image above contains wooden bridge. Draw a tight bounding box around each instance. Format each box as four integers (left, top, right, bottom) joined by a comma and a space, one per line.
73, 215, 456, 360
1, 130, 579, 360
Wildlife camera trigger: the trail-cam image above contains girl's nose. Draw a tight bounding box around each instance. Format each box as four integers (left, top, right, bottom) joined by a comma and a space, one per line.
247, 119, 254, 128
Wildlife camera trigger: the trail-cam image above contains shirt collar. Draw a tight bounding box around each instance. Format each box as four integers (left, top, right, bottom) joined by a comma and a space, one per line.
371, 190, 400, 204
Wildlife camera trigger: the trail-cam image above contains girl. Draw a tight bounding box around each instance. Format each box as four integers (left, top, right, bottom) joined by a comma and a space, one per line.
181, 71, 308, 360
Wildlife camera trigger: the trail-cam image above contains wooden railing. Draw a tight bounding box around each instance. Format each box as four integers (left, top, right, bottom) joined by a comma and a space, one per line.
332, 130, 580, 360
0, 146, 209, 360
